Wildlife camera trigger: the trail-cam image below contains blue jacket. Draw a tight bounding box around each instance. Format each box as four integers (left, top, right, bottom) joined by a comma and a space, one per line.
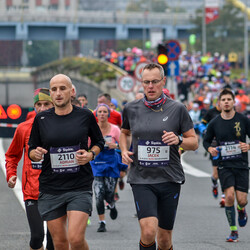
90, 149, 128, 178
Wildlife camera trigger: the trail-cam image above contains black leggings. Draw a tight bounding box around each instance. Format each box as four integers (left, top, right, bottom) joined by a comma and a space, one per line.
94, 176, 118, 215
25, 200, 54, 250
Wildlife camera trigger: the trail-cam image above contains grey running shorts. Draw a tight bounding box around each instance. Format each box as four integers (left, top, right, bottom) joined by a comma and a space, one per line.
38, 190, 93, 221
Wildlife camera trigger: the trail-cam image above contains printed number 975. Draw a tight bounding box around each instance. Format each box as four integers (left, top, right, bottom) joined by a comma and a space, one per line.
147, 147, 160, 154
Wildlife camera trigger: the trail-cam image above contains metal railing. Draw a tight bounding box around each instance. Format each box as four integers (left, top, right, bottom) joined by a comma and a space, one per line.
0, 10, 194, 26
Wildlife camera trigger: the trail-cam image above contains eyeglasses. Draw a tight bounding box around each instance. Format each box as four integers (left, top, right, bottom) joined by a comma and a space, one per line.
142, 78, 163, 85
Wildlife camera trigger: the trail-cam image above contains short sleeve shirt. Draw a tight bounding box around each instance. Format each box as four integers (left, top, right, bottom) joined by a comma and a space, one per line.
122, 97, 194, 184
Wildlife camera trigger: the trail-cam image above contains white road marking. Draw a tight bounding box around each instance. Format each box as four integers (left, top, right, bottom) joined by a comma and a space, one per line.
181, 152, 250, 193
181, 152, 211, 177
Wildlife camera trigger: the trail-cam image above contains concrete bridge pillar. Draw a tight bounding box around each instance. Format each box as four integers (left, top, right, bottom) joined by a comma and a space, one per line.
165, 26, 178, 40
116, 25, 128, 39
66, 24, 79, 40
16, 23, 28, 40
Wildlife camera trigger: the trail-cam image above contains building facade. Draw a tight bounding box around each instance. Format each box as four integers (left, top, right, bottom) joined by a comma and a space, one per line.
1, 0, 223, 13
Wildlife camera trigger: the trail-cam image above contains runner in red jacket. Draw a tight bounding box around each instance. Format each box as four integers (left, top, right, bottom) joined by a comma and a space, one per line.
5, 88, 54, 250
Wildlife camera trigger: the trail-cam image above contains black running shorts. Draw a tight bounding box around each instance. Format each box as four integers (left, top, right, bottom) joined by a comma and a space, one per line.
38, 190, 93, 221
218, 167, 249, 193
131, 182, 181, 230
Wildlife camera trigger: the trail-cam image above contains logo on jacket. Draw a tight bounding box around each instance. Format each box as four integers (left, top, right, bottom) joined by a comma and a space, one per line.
163, 116, 168, 121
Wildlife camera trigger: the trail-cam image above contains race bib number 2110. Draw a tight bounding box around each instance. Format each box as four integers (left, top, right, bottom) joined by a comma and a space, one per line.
50, 145, 80, 173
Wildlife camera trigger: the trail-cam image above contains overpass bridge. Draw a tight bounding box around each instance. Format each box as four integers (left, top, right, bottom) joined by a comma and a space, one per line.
0, 9, 195, 40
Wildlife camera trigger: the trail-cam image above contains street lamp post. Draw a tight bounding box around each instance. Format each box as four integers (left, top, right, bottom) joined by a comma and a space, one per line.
244, 0, 249, 78
202, 0, 207, 55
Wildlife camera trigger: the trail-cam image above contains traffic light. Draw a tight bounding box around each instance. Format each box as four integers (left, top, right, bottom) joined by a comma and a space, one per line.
157, 43, 168, 65
6, 104, 22, 119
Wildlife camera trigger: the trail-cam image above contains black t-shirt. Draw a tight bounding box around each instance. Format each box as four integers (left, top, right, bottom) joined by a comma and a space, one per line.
203, 112, 250, 169
202, 107, 221, 125
28, 106, 104, 194
200, 108, 208, 120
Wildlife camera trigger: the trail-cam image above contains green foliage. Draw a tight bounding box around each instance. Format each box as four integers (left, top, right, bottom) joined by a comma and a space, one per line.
126, 1, 140, 11
189, 2, 245, 53
151, 0, 168, 12
32, 57, 117, 83
126, 0, 168, 13
231, 68, 250, 81
116, 40, 143, 50
26, 41, 59, 66
79, 60, 116, 82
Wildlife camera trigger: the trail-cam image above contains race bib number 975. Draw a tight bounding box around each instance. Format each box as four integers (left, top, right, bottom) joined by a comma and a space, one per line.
138, 140, 169, 167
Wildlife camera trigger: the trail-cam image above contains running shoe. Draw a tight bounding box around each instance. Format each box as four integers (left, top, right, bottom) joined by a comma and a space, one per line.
226, 231, 238, 242
107, 204, 118, 220
119, 179, 125, 190
212, 185, 218, 199
211, 176, 218, 186
238, 207, 248, 227
97, 222, 106, 232
105, 201, 109, 210
114, 192, 120, 201
220, 197, 225, 208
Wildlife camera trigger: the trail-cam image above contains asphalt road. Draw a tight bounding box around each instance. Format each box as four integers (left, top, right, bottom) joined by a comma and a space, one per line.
0, 138, 249, 250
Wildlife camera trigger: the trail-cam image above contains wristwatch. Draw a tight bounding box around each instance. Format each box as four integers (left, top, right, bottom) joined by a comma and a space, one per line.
90, 150, 96, 160
177, 135, 183, 146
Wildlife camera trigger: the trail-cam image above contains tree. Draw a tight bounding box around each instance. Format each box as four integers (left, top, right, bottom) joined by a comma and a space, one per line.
26, 41, 59, 66
126, 1, 140, 11
151, 0, 168, 12
190, 2, 244, 54
117, 40, 143, 51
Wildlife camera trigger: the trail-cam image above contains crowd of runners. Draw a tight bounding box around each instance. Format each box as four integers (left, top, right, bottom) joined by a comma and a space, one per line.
4, 55, 250, 249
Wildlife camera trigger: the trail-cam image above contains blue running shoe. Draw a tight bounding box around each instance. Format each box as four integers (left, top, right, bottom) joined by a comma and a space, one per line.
226, 231, 238, 242
238, 207, 248, 227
